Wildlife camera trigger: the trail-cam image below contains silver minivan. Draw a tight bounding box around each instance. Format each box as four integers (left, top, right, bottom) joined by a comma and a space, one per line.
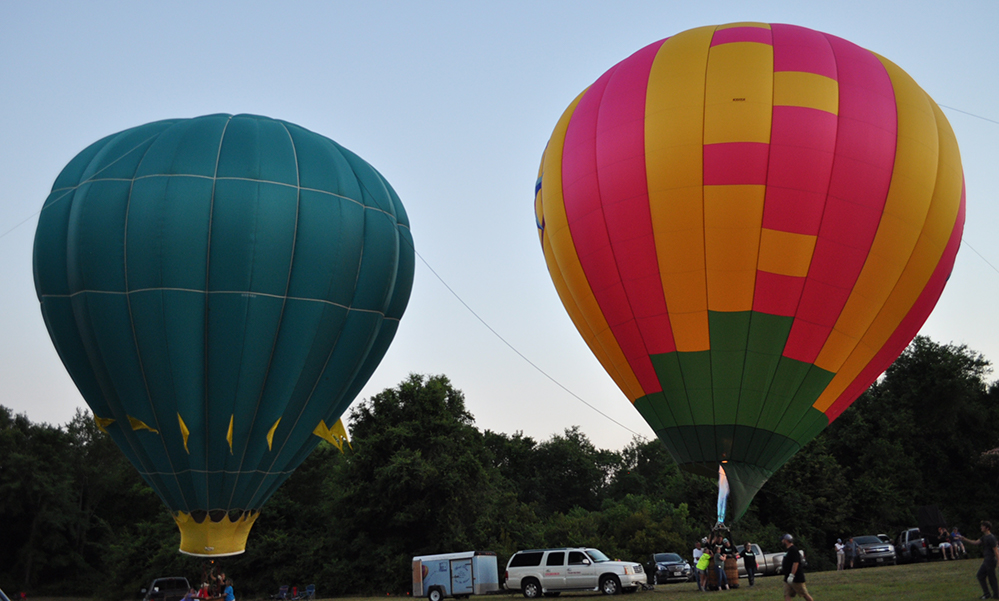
504, 548, 645, 597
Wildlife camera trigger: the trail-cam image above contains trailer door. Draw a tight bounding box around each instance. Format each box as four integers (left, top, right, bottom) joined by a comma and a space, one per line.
451, 558, 474, 596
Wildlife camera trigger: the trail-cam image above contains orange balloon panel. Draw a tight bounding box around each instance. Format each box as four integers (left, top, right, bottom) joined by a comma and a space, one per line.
535, 22, 964, 519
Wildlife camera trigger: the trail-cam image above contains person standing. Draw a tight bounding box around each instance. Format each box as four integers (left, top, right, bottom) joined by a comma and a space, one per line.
742, 542, 757, 586
692, 540, 705, 591
224, 579, 235, 601
835, 539, 845, 570
958, 521, 999, 599
781, 534, 814, 601
713, 535, 729, 590
696, 544, 712, 591
846, 537, 858, 569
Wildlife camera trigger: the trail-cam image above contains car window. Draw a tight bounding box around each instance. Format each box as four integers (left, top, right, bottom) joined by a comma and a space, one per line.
855, 536, 881, 544
510, 552, 544, 567
585, 549, 611, 563
655, 553, 682, 562
568, 551, 589, 565
546, 552, 565, 566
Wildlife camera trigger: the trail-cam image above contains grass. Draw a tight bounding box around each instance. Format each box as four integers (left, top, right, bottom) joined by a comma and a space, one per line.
25, 560, 996, 601
549, 559, 988, 601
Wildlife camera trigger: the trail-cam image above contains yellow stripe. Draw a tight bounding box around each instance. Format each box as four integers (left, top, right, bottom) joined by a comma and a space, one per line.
128, 415, 159, 434
703, 39, 773, 144
94, 416, 115, 434
541, 90, 645, 401
312, 419, 336, 448
715, 21, 771, 30
226, 415, 234, 454
266, 418, 280, 451
704, 185, 766, 311
758, 228, 817, 277
178, 413, 190, 454
646, 25, 713, 352
813, 56, 962, 410
774, 71, 839, 114
700, 36, 772, 313
331, 418, 352, 451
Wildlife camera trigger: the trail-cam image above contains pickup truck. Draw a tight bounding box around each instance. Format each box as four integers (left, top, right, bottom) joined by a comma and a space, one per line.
895, 528, 941, 563
735, 544, 807, 577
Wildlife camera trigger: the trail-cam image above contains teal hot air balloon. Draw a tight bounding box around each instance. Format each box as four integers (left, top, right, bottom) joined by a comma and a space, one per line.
33, 114, 415, 556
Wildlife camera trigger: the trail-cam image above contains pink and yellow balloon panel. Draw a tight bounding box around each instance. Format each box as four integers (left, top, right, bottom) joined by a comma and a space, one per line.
535, 22, 964, 518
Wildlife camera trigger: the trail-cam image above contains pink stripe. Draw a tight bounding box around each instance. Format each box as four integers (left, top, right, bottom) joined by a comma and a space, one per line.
753, 271, 805, 316
825, 182, 966, 421
562, 39, 670, 394
771, 23, 838, 78
711, 26, 773, 46
703, 142, 770, 186
763, 107, 837, 235
783, 34, 897, 363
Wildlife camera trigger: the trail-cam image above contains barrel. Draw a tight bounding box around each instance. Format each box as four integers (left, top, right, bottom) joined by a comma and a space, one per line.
705, 562, 719, 590
725, 557, 739, 589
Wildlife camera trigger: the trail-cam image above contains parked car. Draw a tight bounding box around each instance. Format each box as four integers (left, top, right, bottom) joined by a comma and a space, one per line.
141, 578, 192, 601
504, 548, 645, 597
895, 527, 944, 563
852, 535, 897, 567
877, 534, 892, 544
735, 544, 806, 577
646, 552, 692, 584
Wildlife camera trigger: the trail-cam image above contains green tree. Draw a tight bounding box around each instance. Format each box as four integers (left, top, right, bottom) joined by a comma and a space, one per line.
824, 336, 998, 532
0, 406, 81, 591
322, 374, 508, 594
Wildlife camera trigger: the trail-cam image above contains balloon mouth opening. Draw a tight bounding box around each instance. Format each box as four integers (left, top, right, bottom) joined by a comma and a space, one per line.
174, 509, 260, 556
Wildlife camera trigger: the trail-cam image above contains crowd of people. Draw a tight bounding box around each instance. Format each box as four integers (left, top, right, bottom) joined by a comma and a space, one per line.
690, 530, 809, 601
691, 531, 758, 592
181, 579, 234, 601
178, 569, 235, 601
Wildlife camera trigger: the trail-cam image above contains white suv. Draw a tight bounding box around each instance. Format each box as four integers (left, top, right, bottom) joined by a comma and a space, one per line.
504, 548, 645, 597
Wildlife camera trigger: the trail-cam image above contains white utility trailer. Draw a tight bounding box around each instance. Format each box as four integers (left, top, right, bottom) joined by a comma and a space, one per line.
412, 551, 500, 601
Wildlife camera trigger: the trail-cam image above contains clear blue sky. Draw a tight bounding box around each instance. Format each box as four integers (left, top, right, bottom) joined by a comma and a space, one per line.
2, 1, 996, 451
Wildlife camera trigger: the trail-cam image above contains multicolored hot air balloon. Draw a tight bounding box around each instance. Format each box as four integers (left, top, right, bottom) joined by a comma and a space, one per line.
33, 114, 414, 555
535, 23, 964, 520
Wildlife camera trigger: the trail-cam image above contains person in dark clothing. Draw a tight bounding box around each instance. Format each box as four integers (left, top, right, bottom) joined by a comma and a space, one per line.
958, 521, 999, 599
742, 542, 757, 586
780, 534, 813, 601
713, 535, 729, 590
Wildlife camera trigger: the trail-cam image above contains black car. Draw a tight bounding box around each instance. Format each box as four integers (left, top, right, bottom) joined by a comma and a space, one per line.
647, 552, 693, 584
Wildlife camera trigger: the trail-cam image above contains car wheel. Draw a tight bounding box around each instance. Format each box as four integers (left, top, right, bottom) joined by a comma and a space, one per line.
522, 579, 541, 599
600, 576, 621, 596
652, 573, 658, 586
428, 588, 444, 601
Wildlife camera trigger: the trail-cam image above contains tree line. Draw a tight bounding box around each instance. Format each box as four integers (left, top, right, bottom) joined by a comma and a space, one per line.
2, 336, 998, 599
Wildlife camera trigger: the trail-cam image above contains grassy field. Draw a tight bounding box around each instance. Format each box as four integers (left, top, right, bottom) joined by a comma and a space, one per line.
25, 560, 995, 601
526, 560, 986, 601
